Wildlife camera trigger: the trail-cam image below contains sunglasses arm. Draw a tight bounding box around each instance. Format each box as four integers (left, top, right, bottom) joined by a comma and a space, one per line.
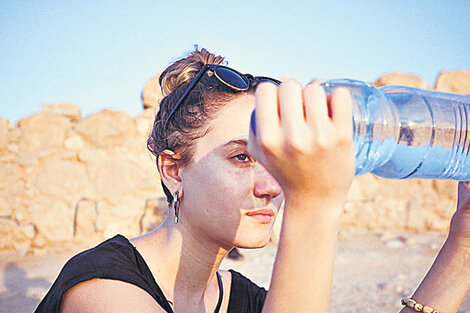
163, 64, 211, 131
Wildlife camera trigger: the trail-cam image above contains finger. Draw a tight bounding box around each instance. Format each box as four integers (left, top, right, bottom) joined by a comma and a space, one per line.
278, 79, 305, 137
330, 87, 353, 139
254, 82, 281, 143
304, 84, 330, 131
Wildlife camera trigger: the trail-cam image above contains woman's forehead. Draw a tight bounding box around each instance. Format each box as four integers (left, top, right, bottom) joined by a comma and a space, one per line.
195, 94, 255, 154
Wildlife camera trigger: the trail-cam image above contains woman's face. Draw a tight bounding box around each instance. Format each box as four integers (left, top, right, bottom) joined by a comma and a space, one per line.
180, 93, 283, 249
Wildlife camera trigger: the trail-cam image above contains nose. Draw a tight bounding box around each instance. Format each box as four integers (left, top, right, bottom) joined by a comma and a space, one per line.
253, 164, 282, 200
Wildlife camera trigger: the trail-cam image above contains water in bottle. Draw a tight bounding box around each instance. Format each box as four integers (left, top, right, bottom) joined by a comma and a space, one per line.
320, 79, 470, 180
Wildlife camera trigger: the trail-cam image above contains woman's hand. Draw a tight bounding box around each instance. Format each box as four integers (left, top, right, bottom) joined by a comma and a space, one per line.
247, 80, 355, 210
448, 181, 470, 252
255, 80, 355, 313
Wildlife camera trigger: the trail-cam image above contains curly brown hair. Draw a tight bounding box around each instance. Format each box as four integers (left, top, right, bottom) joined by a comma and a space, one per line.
147, 46, 257, 204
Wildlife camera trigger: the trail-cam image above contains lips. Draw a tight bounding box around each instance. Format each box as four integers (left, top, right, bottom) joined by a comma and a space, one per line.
246, 208, 275, 217
246, 208, 275, 224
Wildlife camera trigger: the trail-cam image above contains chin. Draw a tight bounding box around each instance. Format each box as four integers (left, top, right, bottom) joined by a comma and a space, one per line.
233, 232, 272, 249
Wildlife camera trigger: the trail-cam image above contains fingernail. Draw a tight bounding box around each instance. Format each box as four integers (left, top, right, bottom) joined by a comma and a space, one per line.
250, 110, 257, 136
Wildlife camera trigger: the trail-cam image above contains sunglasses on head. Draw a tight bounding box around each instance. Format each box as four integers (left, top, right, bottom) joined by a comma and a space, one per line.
163, 63, 281, 146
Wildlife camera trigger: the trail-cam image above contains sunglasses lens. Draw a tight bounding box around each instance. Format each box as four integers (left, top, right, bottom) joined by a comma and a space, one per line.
214, 67, 249, 90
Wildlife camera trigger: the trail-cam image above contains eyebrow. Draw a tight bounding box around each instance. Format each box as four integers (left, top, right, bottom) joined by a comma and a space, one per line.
222, 139, 248, 148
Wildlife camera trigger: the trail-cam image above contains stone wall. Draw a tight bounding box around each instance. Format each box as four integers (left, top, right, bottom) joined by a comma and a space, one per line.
0, 105, 167, 254
1, 70, 469, 253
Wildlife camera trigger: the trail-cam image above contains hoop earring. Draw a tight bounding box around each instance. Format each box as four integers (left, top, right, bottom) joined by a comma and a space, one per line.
173, 191, 180, 224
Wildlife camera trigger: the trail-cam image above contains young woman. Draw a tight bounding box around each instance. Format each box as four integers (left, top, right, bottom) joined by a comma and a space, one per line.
36, 47, 470, 313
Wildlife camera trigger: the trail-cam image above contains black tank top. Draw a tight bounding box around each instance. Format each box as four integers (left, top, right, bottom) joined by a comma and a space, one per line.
35, 235, 267, 313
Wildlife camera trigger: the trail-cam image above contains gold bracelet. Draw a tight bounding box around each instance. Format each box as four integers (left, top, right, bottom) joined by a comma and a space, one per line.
401, 297, 440, 313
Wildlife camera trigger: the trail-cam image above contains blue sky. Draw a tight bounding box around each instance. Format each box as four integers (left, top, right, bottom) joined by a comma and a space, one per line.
1, 0, 469, 122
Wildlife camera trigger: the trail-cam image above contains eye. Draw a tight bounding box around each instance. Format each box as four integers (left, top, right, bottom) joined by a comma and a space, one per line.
232, 153, 252, 162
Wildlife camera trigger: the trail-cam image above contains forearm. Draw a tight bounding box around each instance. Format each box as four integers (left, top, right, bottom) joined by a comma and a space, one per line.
400, 237, 470, 313
262, 198, 343, 313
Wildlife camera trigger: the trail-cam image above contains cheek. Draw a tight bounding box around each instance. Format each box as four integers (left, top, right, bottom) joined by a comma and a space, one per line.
183, 161, 254, 211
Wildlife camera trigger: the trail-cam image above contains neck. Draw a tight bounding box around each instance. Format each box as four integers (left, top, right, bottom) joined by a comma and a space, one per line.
132, 215, 230, 310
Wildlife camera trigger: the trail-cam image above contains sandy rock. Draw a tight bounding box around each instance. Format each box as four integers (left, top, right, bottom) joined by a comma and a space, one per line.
26, 202, 74, 242
7, 124, 21, 143
347, 174, 380, 202
136, 109, 155, 137
137, 118, 151, 137
374, 196, 408, 228
15, 152, 38, 167
73, 199, 98, 241
435, 70, 470, 94
19, 223, 36, 240
406, 204, 428, 231
83, 148, 158, 200
341, 201, 377, 229
437, 199, 456, 221
0, 153, 14, 163
32, 248, 47, 255
96, 196, 145, 238
32, 235, 47, 248
374, 73, 427, 89
0, 218, 32, 250
140, 197, 168, 233
0, 163, 23, 191
7, 143, 19, 153
74, 110, 135, 149
0, 196, 12, 216
18, 113, 72, 152
0, 218, 19, 249
432, 180, 458, 200
64, 135, 84, 150
77, 148, 106, 164
142, 73, 163, 111
13, 241, 30, 256
9, 181, 25, 200
374, 177, 416, 199
3, 70, 469, 254
0, 118, 8, 150
35, 149, 76, 162
41, 103, 81, 122
33, 158, 89, 203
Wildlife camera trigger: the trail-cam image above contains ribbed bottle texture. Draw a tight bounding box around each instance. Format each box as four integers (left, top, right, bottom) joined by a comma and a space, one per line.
320, 79, 470, 180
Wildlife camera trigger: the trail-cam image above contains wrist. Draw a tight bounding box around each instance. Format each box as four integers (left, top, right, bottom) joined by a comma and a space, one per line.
442, 235, 470, 264
443, 236, 470, 279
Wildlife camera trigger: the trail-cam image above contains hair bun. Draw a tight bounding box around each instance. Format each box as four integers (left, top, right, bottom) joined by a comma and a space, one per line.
159, 47, 225, 97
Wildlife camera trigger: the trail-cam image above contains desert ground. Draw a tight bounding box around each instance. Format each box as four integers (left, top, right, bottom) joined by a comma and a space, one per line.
1, 227, 469, 313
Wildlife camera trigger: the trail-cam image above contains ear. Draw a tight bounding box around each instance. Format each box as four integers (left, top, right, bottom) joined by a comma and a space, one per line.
157, 150, 184, 196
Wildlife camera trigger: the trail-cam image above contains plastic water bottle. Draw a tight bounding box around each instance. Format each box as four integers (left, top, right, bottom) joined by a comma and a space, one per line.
319, 79, 470, 180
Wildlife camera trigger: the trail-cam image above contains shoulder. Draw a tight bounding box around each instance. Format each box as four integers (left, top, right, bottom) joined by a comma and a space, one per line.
226, 270, 267, 312
53, 235, 137, 289
228, 269, 266, 293
64, 235, 133, 271
61, 278, 167, 313
37, 235, 155, 313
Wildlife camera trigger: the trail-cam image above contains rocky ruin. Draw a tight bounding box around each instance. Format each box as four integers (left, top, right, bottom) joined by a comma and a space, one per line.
0, 70, 469, 253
